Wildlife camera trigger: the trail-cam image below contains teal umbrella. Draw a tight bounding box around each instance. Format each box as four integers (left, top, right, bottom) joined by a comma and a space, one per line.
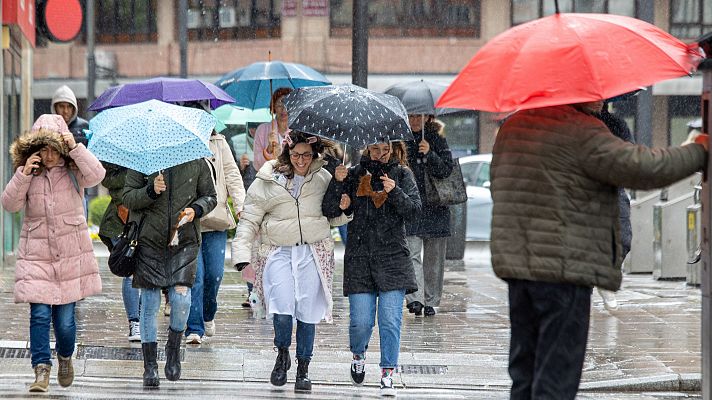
88, 99, 215, 175
212, 105, 272, 126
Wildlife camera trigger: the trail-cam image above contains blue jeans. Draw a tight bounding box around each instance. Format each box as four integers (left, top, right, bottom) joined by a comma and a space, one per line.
140, 286, 191, 343
29, 303, 76, 367
186, 230, 227, 336
338, 224, 348, 245
273, 314, 315, 360
111, 237, 141, 322
348, 290, 405, 369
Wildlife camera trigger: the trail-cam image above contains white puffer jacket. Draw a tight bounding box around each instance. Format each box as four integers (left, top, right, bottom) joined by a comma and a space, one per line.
232, 159, 350, 265
201, 134, 246, 232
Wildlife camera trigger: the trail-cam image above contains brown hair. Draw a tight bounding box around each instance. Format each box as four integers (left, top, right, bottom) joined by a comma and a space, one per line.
362, 141, 409, 167
275, 131, 325, 178
271, 87, 293, 113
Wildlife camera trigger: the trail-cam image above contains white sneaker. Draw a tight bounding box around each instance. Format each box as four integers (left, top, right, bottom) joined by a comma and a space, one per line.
204, 320, 215, 337
380, 370, 397, 397
599, 289, 618, 311
128, 321, 141, 342
186, 333, 202, 344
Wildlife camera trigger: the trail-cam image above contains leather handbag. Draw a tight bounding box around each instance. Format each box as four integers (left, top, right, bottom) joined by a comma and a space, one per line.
108, 215, 146, 278
424, 158, 468, 206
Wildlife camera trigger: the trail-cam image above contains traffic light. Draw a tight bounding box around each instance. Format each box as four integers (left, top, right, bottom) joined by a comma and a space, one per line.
36, 0, 84, 43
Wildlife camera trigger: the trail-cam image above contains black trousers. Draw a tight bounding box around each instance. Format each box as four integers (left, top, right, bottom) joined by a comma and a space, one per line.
507, 279, 592, 400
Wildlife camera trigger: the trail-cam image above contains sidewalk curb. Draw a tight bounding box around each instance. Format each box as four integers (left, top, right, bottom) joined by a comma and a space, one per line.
579, 373, 701, 392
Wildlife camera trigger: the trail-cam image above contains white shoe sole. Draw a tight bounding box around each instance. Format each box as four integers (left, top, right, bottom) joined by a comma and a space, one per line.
380, 387, 397, 397
128, 335, 141, 342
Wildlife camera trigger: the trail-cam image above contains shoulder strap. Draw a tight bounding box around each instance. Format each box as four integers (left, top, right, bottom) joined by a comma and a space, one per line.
68, 169, 80, 194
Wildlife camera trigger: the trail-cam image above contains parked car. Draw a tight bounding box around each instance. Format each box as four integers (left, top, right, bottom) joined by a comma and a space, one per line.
459, 154, 492, 241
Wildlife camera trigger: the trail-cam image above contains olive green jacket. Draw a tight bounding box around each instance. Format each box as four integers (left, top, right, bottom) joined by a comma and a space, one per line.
98, 162, 127, 246
122, 160, 217, 289
490, 105, 706, 291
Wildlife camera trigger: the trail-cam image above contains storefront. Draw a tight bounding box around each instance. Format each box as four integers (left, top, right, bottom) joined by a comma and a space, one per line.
2, 0, 35, 262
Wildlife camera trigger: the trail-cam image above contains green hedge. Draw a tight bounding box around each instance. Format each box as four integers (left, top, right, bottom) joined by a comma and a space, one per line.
88, 195, 111, 227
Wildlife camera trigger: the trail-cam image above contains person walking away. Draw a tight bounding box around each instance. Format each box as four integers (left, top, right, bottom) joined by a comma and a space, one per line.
253, 88, 292, 171
185, 130, 246, 344
403, 115, 454, 317
98, 162, 141, 341
330, 139, 421, 397
490, 101, 708, 399
595, 102, 635, 311
238, 152, 257, 307
233, 132, 351, 392
122, 161, 216, 387
1, 114, 105, 393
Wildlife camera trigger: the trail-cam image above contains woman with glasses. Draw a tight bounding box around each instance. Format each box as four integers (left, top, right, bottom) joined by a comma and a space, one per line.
232, 131, 351, 392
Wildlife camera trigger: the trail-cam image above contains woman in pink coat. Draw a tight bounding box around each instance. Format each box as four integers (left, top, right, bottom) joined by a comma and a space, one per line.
1, 114, 105, 393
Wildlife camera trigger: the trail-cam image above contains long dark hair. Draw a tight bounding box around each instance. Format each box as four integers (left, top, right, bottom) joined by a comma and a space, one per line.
275, 131, 325, 178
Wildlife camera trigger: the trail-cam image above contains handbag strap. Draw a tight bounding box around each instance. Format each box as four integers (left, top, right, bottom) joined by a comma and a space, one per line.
128, 215, 147, 241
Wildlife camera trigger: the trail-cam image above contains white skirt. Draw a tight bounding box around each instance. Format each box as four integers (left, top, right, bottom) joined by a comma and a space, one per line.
262, 245, 328, 324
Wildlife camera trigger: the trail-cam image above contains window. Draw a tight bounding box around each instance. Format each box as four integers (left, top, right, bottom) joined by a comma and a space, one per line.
187, 0, 282, 41
92, 0, 158, 44
512, 0, 635, 25
670, 0, 712, 39
330, 0, 481, 38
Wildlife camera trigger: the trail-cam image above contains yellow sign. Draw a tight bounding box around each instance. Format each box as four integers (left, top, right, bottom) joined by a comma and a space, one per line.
2, 26, 9, 49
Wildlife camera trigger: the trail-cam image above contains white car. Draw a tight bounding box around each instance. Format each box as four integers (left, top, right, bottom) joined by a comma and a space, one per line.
458, 154, 492, 241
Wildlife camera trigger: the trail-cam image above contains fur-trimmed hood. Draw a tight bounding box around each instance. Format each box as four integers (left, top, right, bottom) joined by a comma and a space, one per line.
9, 129, 71, 170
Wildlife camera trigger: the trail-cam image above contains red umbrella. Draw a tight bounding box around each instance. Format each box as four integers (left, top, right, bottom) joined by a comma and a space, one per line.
436, 13, 703, 112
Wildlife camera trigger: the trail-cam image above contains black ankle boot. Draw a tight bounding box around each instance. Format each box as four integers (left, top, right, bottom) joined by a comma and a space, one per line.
141, 342, 160, 387
294, 358, 312, 391
270, 347, 291, 386
164, 328, 183, 381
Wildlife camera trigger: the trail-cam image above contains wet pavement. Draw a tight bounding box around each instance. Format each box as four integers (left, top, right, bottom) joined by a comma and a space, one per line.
0, 242, 703, 398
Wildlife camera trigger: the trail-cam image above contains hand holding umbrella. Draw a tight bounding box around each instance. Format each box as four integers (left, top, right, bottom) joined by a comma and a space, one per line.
154, 172, 166, 195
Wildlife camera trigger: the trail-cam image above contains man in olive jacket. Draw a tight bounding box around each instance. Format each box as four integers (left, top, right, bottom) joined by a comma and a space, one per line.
490, 101, 708, 400
122, 159, 216, 387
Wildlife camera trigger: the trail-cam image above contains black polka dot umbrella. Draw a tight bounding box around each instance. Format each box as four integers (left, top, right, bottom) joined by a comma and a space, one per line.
282, 84, 413, 148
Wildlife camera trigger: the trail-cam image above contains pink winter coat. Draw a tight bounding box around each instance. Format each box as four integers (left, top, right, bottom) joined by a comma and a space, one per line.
2, 141, 105, 305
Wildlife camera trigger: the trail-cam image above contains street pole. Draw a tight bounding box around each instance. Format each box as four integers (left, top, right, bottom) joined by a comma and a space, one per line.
352, 0, 368, 88
178, 0, 188, 78
635, 0, 654, 146
86, 0, 96, 117
698, 31, 712, 400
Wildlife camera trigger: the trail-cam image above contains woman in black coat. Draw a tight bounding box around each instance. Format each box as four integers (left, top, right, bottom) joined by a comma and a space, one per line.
328, 139, 420, 397
403, 116, 454, 317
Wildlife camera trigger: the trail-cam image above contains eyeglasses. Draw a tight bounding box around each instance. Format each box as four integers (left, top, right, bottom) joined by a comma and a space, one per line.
290, 152, 313, 160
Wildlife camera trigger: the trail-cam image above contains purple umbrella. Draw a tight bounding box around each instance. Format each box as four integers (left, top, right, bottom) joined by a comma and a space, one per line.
89, 77, 235, 112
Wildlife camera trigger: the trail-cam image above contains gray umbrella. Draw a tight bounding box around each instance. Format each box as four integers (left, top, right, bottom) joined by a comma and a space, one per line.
384, 80, 460, 116
283, 84, 413, 148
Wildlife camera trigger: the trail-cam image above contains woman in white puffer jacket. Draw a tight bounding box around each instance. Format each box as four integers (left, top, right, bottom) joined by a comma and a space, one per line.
232, 131, 350, 392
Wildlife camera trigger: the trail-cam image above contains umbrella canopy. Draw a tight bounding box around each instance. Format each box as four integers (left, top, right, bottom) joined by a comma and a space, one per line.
215, 61, 331, 110
89, 77, 235, 112
212, 105, 272, 126
283, 84, 413, 148
436, 13, 703, 112
384, 80, 459, 115
88, 99, 215, 175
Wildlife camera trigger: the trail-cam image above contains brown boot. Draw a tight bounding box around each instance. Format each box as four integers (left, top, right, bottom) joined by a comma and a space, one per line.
57, 355, 74, 387
29, 364, 51, 392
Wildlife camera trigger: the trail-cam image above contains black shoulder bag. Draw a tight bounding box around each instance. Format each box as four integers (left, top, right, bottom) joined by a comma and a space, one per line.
108, 215, 147, 277
424, 158, 468, 206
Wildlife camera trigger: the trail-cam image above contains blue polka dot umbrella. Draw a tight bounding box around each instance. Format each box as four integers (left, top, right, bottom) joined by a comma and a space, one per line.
87, 99, 215, 175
